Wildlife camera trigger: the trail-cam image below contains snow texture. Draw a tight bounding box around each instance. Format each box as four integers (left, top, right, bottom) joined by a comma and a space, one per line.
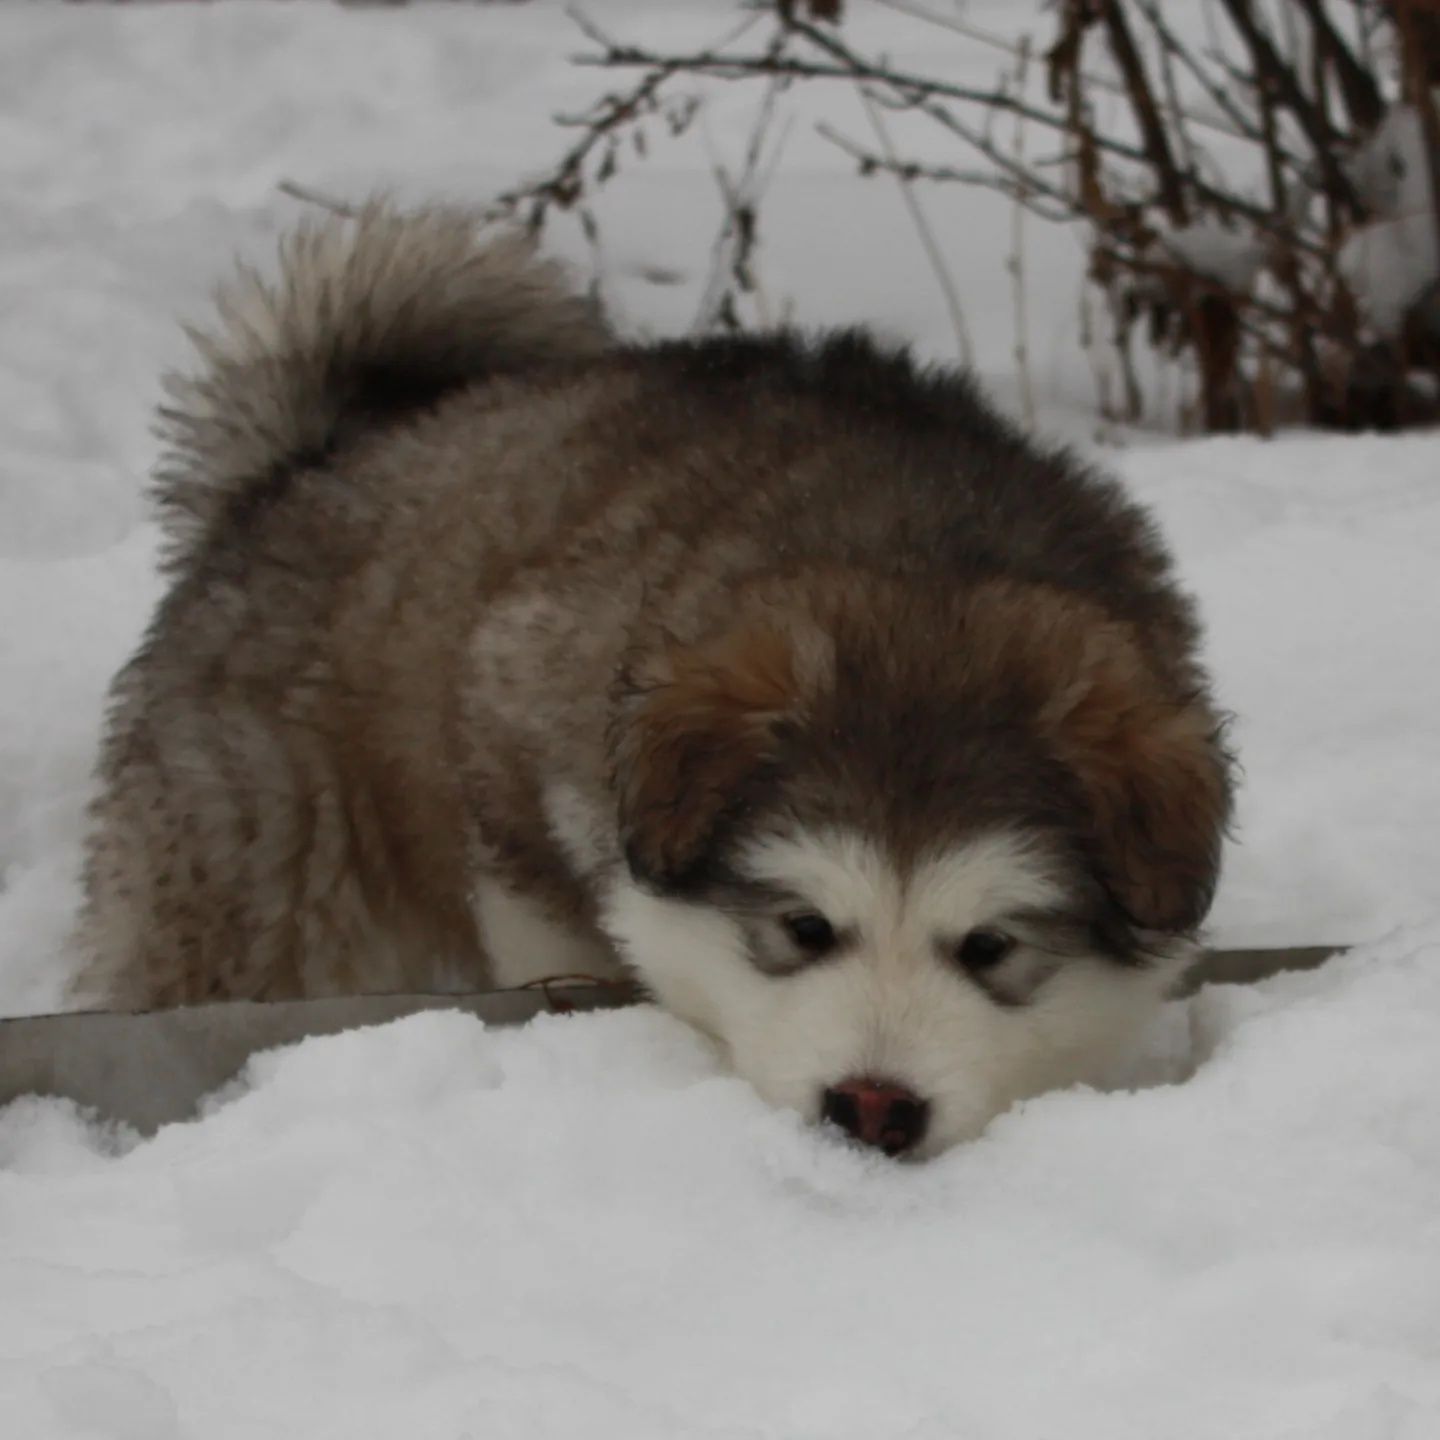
1342, 98, 1440, 333
1158, 221, 1267, 292
1339, 210, 1439, 336
4, 931, 1440, 1440
1, 5, 1438, 1436
1348, 100, 1437, 221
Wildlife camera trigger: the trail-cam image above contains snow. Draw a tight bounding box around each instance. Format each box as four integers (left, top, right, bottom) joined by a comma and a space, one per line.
1339, 210, 1439, 336
4, 934, 1440, 1438
1347, 100, 1437, 221
1341, 99, 1440, 334
1157, 221, 1267, 292
1, 4, 1438, 1436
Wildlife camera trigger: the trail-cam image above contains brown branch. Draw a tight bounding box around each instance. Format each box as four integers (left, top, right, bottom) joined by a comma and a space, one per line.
538, 0, 1434, 432
1098, 0, 1188, 222
487, 63, 677, 228
1251, 44, 1328, 417
1396, 0, 1440, 304
1098, 243, 1304, 329
573, 40, 1158, 169
484, 5, 768, 231
903, 76, 1331, 259
1005, 35, 1037, 427
1152, 5, 1201, 182
1215, 0, 1362, 212
1132, 0, 1269, 147
694, 51, 792, 332
857, 90, 975, 364
1294, 0, 1385, 130
575, 14, 1336, 249
815, 123, 1077, 223
875, 0, 1257, 139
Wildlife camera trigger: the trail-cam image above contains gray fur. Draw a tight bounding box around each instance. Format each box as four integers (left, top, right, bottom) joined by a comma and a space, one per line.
154, 201, 608, 566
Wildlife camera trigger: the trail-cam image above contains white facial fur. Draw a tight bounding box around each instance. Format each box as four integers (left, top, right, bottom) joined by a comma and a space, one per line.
473, 874, 624, 988
601, 829, 1179, 1156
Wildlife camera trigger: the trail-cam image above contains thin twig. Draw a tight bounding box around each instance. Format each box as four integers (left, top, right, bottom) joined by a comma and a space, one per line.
277, 179, 359, 218
574, 39, 1159, 169
815, 122, 1076, 223
485, 5, 768, 232
486, 62, 677, 228
695, 61, 793, 332
1214, 0, 1362, 212
1293, 0, 1384, 130
1132, 0, 1269, 146
1152, 6, 1201, 183
1098, 0, 1188, 221
857, 89, 975, 366
595, 18, 1326, 258
1006, 36, 1037, 426
870, 0, 1265, 144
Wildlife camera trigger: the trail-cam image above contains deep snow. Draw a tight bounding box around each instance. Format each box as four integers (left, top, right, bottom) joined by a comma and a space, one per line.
1, 4, 1438, 1436
4, 931, 1440, 1440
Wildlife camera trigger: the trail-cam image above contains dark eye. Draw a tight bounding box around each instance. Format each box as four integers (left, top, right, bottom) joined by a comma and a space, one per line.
782, 911, 838, 955
956, 929, 1015, 971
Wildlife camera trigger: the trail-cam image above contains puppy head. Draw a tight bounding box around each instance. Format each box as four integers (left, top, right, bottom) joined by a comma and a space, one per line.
603, 582, 1230, 1155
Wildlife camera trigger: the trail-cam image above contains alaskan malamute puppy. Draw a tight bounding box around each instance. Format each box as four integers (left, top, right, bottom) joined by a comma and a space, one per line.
75, 204, 1231, 1157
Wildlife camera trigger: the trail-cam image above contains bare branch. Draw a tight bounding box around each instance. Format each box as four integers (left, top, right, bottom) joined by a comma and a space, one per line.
277, 180, 359, 218
520, 0, 1436, 433
1097, 0, 1189, 221
694, 55, 794, 332
816, 121, 1077, 223
1294, 0, 1385, 130
573, 38, 1159, 169
1005, 35, 1037, 428
855, 89, 975, 365
1215, 0, 1363, 212
872, 0, 1272, 145
1132, 0, 1268, 145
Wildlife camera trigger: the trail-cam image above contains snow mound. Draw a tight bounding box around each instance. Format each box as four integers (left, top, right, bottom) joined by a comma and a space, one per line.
3, 929, 1439, 1438
1341, 99, 1440, 333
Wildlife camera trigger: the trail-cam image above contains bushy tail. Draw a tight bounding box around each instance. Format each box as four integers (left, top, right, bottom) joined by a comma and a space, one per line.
154, 200, 609, 564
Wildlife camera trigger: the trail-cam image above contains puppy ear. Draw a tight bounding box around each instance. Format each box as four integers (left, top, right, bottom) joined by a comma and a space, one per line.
609, 620, 818, 890
1041, 627, 1232, 934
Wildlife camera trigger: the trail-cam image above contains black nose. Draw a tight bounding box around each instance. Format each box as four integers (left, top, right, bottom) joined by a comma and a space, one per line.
821, 1078, 930, 1157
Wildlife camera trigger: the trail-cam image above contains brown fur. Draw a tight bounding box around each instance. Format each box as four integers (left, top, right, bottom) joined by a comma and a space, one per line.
72, 203, 1233, 1011
617, 579, 1229, 947
1033, 606, 1229, 932
611, 618, 831, 888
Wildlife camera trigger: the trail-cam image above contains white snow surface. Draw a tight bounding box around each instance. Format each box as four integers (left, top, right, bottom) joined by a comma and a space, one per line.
4, 932, 1440, 1440
1, 5, 1439, 1436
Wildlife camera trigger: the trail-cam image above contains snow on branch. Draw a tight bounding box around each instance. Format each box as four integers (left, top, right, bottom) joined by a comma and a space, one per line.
276, 1, 1440, 433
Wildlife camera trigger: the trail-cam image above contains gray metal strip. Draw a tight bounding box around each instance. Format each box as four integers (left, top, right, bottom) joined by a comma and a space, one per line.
1180, 945, 1339, 992
0, 985, 635, 1135
0, 948, 1343, 1134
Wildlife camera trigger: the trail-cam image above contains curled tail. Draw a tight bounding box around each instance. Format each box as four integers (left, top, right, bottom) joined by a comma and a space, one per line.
154, 200, 609, 565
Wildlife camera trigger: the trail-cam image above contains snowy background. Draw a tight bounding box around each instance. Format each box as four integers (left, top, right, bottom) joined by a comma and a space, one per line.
0, 3, 1437, 1437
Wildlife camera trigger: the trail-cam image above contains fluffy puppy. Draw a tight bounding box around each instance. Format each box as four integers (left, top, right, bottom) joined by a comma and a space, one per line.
74, 204, 1232, 1156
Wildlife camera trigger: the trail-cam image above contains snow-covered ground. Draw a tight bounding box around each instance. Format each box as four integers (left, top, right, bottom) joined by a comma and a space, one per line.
1, 4, 1437, 1436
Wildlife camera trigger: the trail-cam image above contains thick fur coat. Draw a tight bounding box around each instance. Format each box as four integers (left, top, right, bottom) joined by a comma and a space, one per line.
75, 204, 1232, 1155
